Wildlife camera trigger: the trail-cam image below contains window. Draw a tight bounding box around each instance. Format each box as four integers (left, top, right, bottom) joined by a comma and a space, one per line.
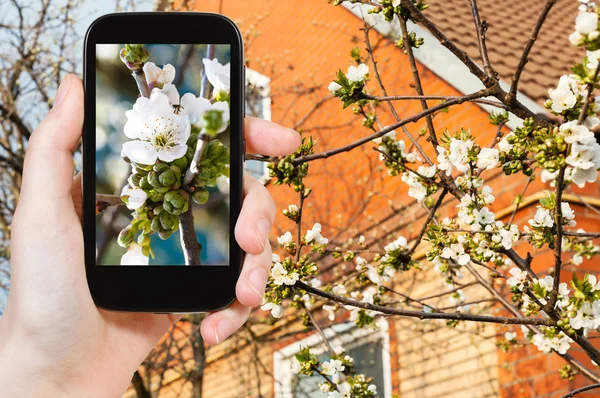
244, 68, 271, 183
274, 320, 392, 398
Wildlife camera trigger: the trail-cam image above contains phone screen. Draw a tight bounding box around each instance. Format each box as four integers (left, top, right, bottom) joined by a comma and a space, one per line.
95, 44, 232, 267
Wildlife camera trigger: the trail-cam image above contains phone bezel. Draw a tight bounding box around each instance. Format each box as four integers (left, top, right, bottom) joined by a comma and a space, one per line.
83, 12, 244, 312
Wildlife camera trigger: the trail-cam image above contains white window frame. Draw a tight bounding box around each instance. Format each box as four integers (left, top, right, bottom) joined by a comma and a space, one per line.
273, 319, 392, 398
244, 68, 272, 183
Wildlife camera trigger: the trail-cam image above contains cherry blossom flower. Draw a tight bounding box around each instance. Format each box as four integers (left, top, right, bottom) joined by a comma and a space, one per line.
570, 301, 600, 331
291, 358, 301, 374
305, 223, 328, 245
278, 231, 293, 245
346, 63, 369, 82
561, 202, 577, 226
506, 267, 528, 290
332, 284, 347, 295
440, 243, 470, 265
504, 332, 517, 341
121, 92, 191, 164
323, 304, 336, 321
121, 186, 148, 210
202, 58, 230, 93
476, 147, 499, 170
528, 207, 554, 228
576, 11, 599, 35
261, 301, 284, 318
143, 62, 175, 88
499, 225, 520, 250
548, 75, 579, 113
322, 359, 345, 376
120, 244, 149, 266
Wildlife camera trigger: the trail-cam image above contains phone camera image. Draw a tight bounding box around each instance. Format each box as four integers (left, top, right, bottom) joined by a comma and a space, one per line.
95, 44, 231, 266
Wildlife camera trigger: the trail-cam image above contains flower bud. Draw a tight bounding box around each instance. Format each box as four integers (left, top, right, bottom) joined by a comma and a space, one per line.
163, 190, 189, 215
192, 189, 210, 204
118, 227, 134, 248
119, 44, 150, 71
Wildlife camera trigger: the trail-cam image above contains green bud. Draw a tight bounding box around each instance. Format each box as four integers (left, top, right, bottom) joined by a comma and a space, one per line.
128, 174, 142, 189
158, 230, 173, 240
192, 189, 210, 204
119, 44, 150, 71
138, 232, 151, 247
117, 227, 134, 248
172, 156, 189, 171
163, 190, 189, 215
202, 110, 224, 135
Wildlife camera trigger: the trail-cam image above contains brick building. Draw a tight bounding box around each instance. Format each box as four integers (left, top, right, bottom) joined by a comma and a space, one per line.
126, 1, 600, 397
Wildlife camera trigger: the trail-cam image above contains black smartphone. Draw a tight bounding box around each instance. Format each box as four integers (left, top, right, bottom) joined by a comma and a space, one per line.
83, 13, 244, 312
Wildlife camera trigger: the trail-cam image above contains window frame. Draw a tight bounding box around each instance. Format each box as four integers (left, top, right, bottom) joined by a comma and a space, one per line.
273, 319, 392, 398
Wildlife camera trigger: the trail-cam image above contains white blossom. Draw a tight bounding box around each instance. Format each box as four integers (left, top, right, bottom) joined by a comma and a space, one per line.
548, 75, 579, 113
261, 301, 284, 318
440, 243, 470, 265
498, 132, 515, 153
506, 267, 528, 290
121, 186, 148, 210
120, 244, 149, 266
305, 223, 328, 245
401, 172, 427, 202
277, 231, 293, 246
332, 284, 347, 295
561, 202, 577, 226
504, 332, 517, 341
528, 207, 554, 228
499, 225, 520, 250
291, 358, 301, 374
202, 58, 230, 93
328, 81, 342, 92
476, 147, 499, 170
576, 11, 599, 35
346, 63, 369, 82
322, 359, 345, 376
143, 62, 175, 87
570, 301, 600, 331
323, 304, 337, 321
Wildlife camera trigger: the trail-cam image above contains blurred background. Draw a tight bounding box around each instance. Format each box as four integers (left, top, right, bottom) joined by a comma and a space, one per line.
95, 43, 231, 265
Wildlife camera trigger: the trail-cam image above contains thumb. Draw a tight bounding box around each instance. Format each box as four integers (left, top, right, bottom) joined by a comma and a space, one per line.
18, 74, 84, 210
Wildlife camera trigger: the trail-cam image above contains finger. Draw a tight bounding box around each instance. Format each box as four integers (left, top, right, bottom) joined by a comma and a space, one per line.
245, 116, 301, 156
18, 74, 83, 210
235, 174, 275, 255
200, 300, 251, 345
236, 243, 272, 308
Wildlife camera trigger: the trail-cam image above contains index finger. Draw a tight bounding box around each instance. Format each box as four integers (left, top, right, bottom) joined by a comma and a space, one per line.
244, 116, 301, 156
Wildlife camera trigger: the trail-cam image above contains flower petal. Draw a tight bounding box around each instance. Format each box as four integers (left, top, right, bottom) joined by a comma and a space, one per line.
157, 144, 187, 162
121, 140, 158, 165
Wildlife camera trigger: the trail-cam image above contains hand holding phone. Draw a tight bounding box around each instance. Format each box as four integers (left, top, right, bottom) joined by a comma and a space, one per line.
1, 13, 300, 396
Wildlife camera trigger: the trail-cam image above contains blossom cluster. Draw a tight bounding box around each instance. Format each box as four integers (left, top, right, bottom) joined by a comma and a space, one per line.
115, 46, 231, 265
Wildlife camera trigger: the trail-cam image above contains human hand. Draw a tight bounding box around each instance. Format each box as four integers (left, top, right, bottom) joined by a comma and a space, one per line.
0, 74, 300, 396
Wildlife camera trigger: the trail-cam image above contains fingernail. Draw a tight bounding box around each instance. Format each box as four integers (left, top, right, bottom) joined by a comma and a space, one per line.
215, 319, 233, 344
255, 217, 271, 251
249, 268, 268, 300
54, 75, 71, 108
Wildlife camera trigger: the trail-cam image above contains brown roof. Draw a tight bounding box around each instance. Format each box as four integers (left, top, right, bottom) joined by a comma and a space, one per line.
425, 0, 581, 106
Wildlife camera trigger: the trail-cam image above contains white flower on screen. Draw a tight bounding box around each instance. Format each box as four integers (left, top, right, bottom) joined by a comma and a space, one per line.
120, 186, 148, 210
328, 81, 342, 93
559, 121, 594, 144
143, 62, 175, 88
528, 207, 554, 228
506, 267, 527, 290
441, 243, 470, 266
305, 223, 328, 245
504, 332, 517, 341
153, 83, 181, 106
261, 301, 284, 318
476, 147, 499, 170
561, 202, 577, 226
179, 93, 212, 124
548, 75, 579, 113
202, 58, 231, 93
120, 244, 149, 266
323, 304, 337, 321
346, 63, 369, 82
499, 225, 520, 250
576, 11, 599, 35
277, 231, 293, 245
121, 93, 190, 164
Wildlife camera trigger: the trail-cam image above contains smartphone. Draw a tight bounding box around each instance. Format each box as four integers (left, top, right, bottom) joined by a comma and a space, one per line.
83, 13, 244, 312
